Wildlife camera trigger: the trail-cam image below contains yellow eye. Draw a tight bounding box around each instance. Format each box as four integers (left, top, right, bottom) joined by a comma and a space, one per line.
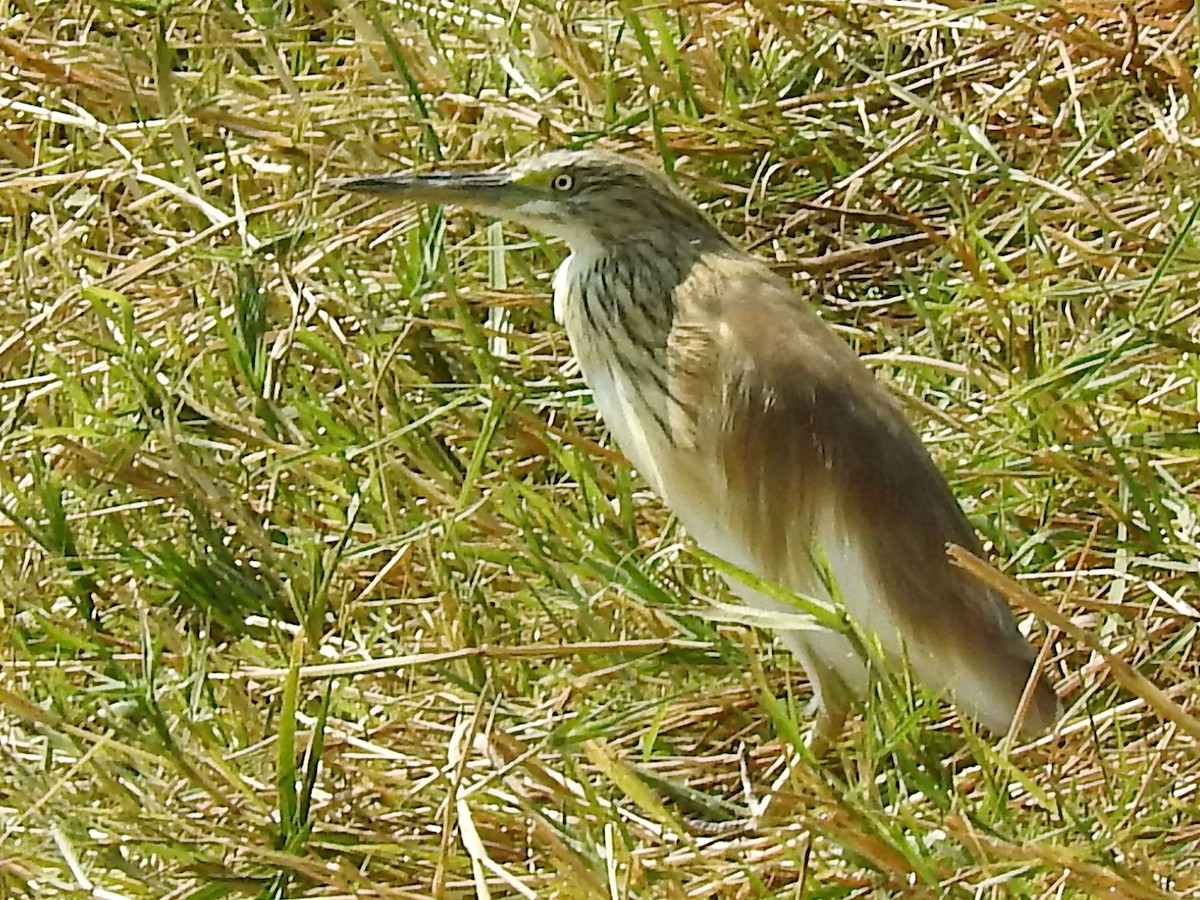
551, 173, 575, 192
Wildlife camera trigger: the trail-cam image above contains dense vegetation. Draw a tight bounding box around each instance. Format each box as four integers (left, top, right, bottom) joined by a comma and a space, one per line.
2, 0, 1198, 895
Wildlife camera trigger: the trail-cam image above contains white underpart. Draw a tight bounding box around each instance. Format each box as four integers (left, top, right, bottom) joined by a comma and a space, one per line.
554, 253, 669, 493
667, 480, 874, 701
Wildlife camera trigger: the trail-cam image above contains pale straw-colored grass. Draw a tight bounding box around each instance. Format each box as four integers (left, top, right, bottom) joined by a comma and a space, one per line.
1, 1, 1198, 896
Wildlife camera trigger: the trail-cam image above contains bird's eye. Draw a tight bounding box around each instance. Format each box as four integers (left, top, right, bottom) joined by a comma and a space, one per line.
550, 173, 575, 192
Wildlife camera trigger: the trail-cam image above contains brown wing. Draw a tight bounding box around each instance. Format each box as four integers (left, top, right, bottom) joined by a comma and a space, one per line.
671, 257, 1058, 735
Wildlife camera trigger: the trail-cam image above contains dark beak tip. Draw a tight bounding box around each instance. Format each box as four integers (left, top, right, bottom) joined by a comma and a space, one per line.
325, 176, 400, 194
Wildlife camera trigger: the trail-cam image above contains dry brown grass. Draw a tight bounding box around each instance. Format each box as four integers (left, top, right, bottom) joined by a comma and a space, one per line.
2, 0, 1199, 896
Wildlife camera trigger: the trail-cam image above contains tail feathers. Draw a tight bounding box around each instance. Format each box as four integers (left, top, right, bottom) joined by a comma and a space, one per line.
815, 526, 1060, 737
726, 554, 1059, 738
928, 611, 1061, 737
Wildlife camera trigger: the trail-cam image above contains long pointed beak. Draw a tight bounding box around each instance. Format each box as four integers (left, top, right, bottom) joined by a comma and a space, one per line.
331, 170, 518, 209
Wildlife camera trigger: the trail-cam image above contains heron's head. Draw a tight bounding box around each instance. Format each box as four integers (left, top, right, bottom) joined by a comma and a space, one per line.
335, 149, 728, 254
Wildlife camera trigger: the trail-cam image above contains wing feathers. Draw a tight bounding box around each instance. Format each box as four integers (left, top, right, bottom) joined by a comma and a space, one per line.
673, 259, 1058, 735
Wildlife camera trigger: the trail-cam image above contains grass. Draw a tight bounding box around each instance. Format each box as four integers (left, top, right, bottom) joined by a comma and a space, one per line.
1, 0, 1199, 896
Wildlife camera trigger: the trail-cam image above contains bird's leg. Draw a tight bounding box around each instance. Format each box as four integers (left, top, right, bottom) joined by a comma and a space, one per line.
807, 694, 851, 757
721, 581, 863, 752
780, 632, 856, 756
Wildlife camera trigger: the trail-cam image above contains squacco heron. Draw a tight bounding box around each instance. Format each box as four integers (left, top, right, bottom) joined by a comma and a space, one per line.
338, 149, 1060, 747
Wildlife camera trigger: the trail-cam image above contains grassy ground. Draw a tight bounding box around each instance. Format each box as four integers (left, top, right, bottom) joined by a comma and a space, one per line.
2, 0, 1200, 896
